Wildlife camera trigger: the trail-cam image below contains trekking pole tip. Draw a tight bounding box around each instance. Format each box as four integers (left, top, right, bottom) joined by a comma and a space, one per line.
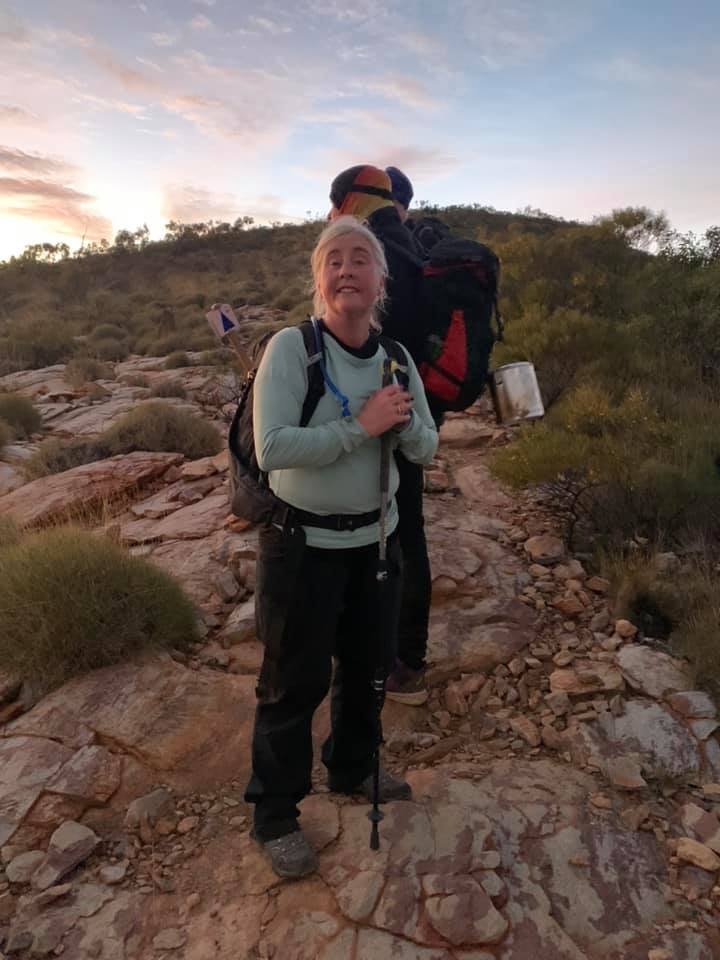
367, 806, 384, 850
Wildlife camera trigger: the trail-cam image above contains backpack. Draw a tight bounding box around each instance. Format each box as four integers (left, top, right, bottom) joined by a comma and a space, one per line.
407, 215, 452, 259
406, 217, 503, 413
415, 232, 503, 413
228, 317, 409, 525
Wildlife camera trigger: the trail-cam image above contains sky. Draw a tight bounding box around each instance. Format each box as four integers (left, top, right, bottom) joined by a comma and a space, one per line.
1, 0, 719, 261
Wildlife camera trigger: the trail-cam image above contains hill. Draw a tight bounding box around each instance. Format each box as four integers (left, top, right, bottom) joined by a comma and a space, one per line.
0, 204, 570, 370
1, 202, 720, 683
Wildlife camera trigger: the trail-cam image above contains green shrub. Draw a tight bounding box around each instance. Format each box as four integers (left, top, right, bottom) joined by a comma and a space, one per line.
0, 393, 42, 438
165, 350, 190, 369
94, 337, 130, 361
600, 550, 720, 696
286, 300, 313, 325
0, 419, 12, 451
491, 423, 594, 489
0, 527, 198, 694
103, 401, 221, 459
90, 322, 127, 341
24, 438, 110, 478
0, 328, 75, 374
198, 348, 231, 366
135, 332, 188, 356
65, 356, 112, 387
0, 517, 21, 548
150, 379, 187, 399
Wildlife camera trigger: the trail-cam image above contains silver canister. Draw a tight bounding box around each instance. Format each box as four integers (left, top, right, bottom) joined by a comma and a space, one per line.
489, 362, 545, 425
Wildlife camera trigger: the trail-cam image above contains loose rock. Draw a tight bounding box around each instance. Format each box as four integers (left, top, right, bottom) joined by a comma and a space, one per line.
32, 821, 100, 891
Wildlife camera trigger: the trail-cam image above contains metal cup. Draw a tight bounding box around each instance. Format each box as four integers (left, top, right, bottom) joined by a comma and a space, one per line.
489, 362, 545, 426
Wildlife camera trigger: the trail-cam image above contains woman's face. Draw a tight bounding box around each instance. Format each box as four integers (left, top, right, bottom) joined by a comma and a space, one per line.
317, 233, 383, 322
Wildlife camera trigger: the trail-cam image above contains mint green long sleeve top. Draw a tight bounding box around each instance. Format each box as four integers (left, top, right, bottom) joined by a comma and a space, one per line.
253, 325, 439, 549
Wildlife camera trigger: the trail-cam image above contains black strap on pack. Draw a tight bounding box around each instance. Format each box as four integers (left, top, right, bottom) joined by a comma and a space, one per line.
256, 321, 410, 532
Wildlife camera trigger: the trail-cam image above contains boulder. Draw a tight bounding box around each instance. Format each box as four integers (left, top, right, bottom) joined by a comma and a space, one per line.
567, 700, 703, 780
0, 461, 23, 495
616, 645, 691, 699
0, 452, 182, 528
45, 745, 122, 805
31, 821, 100, 890
125, 788, 174, 830
221, 598, 256, 645
524, 535, 565, 565
7, 657, 257, 792
666, 691, 716, 719
440, 419, 495, 448
6, 849, 45, 884
454, 463, 514, 509
0, 736, 75, 846
549, 661, 624, 696
675, 837, 720, 872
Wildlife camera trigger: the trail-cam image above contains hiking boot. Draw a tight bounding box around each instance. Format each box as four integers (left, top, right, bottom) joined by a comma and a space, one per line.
329, 766, 412, 802
385, 660, 428, 706
254, 829, 318, 880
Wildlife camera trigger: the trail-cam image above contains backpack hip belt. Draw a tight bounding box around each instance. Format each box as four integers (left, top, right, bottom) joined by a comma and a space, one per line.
275, 501, 392, 532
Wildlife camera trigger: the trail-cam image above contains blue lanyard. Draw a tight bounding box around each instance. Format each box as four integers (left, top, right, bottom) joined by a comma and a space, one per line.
311, 317, 352, 420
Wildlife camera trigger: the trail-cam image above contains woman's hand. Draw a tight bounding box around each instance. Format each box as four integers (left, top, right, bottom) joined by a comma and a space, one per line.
357, 384, 413, 437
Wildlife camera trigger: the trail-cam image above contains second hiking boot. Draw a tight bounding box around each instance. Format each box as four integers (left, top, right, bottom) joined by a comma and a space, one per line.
385, 659, 428, 705
329, 766, 412, 802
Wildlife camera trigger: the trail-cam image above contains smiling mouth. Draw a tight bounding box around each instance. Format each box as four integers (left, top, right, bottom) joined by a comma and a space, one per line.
336, 287, 359, 293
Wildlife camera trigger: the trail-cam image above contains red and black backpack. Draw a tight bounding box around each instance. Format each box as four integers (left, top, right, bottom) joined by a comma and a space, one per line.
415, 232, 503, 413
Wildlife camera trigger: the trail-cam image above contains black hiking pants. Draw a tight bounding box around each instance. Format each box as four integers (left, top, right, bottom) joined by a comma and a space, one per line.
244, 523, 402, 841
394, 451, 431, 671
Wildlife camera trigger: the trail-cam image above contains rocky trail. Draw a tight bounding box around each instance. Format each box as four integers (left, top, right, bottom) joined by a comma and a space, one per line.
1, 349, 719, 959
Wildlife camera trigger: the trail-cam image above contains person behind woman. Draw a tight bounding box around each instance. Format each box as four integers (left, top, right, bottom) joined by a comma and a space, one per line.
329, 164, 434, 706
244, 216, 438, 879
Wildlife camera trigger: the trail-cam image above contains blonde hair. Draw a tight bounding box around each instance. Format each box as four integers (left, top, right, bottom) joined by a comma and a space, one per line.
310, 216, 388, 324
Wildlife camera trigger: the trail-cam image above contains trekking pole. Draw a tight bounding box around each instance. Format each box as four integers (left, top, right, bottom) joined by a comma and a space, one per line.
368, 356, 394, 851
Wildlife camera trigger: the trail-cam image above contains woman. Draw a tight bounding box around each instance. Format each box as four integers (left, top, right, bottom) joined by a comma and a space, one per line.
244, 217, 438, 879
329, 164, 434, 706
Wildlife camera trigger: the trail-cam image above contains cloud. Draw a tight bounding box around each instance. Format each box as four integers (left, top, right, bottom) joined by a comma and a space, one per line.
309, 142, 460, 184
151, 33, 176, 47
0, 8, 29, 45
249, 16, 292, 35
398, 31, 446, 59
375, 144, 460, 177
76, 93, 148, 116
0, 146, 74, 177
193, 0, 216, 5
0, 145, 111, 243
83, 43, 160, 93
358, 74, 442, 110
6, 200, 111, 240
461, 0, 590, 69
0, 178, 93, 202
0, 104, 39, 126
190, 14, 213, 30
602, 55, 720, 96
135, 56, 164, 73
162, 184, 236, 222
162, 184, 295, 225
306, 0, 390, 24
164, 52, 310, 147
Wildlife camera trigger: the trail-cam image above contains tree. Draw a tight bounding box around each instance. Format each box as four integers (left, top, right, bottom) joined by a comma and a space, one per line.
18, 242, 70, 263
595, 207, 671, 252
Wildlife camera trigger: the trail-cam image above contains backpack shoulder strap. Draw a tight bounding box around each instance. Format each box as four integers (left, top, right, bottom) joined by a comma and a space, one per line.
378, 335, 410, 391
298, 317, 325, 427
